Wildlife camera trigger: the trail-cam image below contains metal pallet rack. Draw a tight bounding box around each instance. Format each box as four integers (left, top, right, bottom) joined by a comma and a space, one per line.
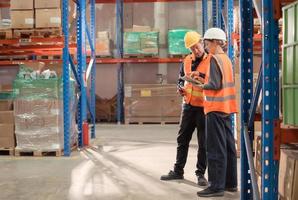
96, 0, 213, 123
238, 0, 298, 200
0, 0, 97, 156
63, 0, 96, 155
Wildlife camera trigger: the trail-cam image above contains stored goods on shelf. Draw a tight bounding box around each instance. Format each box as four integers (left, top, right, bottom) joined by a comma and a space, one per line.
124, 84, 181, 124
35, 9, 61, 28
35, 0, 61, 9
13, 65, 77, 151
282, 1, 298, 127
124, 31, 159, 55
0, 100, 14, 148
168, 29, 193, 55
279, 148, 298, 200
10, 0, 34, 10
11, 10, 34, 29
93, 31, 111, 56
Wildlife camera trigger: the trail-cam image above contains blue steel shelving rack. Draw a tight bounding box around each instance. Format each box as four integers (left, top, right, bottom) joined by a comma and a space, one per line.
62, 0, 96, 156
238, 0, 280, 199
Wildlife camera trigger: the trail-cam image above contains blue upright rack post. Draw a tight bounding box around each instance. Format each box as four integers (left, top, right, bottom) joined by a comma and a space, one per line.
240, 0, 254, 199
62, 0, 71, 156
212, 0, 217, 27
77, 0, 87, 147
202, 0, 208, 34
90, 0, 96, 139
261, 1, 279, 199
116, 0, 124, 124
217, 0, 223, 28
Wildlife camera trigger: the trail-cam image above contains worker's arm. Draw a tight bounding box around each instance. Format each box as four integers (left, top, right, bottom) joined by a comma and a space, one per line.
177, 62, 185, 89
202, 57, 222, 90
177, 63, 186, 96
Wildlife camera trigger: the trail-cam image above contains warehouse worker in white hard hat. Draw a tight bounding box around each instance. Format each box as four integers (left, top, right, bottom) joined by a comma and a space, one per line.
160, 31, 210, 186
192, 28, 238, 197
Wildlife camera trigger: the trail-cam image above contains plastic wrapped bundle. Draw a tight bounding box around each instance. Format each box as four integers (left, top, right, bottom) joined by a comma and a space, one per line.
13, 66, 77, 151
140, 31, 159, 55
168, 29, 193, 55
124, 31, 141, 54
124, 31, 159, 55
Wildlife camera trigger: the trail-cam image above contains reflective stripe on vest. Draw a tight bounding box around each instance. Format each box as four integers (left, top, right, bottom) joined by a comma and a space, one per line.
205, 95, 236, 102
185, 88, 203, 98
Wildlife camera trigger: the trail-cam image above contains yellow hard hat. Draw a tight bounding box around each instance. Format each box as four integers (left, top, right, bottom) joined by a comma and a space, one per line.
184, 31, 202, 49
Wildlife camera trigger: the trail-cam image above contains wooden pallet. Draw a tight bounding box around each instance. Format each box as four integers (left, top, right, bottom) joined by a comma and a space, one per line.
15, 148, 63, 157
36, 55, 62, 60
0, 29, 13, 39
169, 54, 188, 58
123, 54, 158, 58
125, 117, 180, 125
0, 56, 31, 61
12, 28, 62, 39
95, 55, 113, 58
0, 148, 14, 156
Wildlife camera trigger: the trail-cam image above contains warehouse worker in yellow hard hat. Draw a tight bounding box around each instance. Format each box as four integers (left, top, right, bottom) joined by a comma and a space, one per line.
160, 31, 211, 186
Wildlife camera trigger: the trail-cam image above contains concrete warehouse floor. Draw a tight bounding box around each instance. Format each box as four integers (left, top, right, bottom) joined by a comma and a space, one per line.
0, 124, 240, 200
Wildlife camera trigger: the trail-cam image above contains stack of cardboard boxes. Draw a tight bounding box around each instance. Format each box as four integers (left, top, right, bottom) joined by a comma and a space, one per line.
10, 0, 75, 29
35, 0, 61, 28
95, 31, 111, 57
279, 147, 298, 200
124, 84, 181, 124
124, 25, 159, 56
0, 100, 15, 150
12, 65, 77, 152
10, 0, 34, 29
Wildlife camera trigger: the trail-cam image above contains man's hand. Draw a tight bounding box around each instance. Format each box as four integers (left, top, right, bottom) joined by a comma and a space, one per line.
177, 87, 186, 96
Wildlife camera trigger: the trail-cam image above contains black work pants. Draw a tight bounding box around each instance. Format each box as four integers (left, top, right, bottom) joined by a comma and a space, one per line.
174, 104, 206, 176
206, 112, 237, 191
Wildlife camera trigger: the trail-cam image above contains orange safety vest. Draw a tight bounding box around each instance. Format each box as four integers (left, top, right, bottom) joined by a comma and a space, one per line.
183, 53, 210, 107
203, 53, 238, 114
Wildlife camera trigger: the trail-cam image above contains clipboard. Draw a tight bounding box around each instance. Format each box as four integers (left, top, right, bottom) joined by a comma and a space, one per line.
181, 76, 203, 87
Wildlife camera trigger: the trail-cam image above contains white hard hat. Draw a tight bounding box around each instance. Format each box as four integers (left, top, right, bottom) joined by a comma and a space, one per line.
203, 28, 227, 42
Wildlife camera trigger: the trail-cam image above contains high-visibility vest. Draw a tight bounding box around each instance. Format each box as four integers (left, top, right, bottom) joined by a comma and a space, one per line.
183, 53, 210, 107
203, 53, 238, 114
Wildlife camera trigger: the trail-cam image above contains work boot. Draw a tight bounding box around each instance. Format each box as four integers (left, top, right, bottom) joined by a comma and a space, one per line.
197, 187, 224, 197
160, 170, 184, 180
197, 174, 208, 186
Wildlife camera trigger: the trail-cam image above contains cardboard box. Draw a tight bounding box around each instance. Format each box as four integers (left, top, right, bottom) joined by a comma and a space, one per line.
14, 99, 61, 115
0, 121, 14, 148
11, 10, 34, 29
10, 0, 33, 10
133, 25, 151, 32
0, 111, 14, 124
0, 100, 13, 111
279, 149, 298, 200
15, 114, 61, 132
0, 135, 15, 148
35, 9, 61, 28
95, 39, 111, 56
35, 0, 60, 9
124, 84, 181, 122
97, 31, 109, 39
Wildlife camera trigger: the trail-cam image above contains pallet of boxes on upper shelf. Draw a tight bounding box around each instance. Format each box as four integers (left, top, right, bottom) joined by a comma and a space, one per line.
123, 25, 159, 58
9, 0, 76, 39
